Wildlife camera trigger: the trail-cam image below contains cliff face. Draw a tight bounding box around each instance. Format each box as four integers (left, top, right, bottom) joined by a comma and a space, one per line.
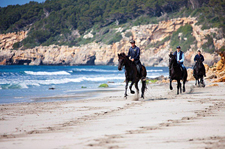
0, 31, 28, 50
0, 17, 224, 66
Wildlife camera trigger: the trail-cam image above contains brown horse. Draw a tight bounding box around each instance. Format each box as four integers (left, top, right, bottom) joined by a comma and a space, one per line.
118, 53, 147, 99
169, 53, 187, 94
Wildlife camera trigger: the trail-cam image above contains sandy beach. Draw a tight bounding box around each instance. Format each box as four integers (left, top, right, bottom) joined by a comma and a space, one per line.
0, 81, 225, 149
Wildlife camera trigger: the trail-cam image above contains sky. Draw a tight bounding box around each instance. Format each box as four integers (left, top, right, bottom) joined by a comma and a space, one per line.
0, 0, 46, 8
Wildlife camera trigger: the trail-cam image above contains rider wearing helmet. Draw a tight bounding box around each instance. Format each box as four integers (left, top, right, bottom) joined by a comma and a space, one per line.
171, 46, 186, 77
193, 50, 206, 77
173, 46, 185, 68
128, 39, 142, 75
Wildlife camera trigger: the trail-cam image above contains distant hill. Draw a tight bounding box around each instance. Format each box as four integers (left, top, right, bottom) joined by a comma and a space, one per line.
0, 0, 224, 49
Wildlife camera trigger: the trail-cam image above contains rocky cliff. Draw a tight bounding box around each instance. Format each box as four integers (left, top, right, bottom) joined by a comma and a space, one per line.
186, 51, 225, 83
0, 31, 28, 50
0, 17, 224, 66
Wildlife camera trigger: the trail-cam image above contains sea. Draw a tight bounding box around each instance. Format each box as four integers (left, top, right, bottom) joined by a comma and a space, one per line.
0, 65, 169, 104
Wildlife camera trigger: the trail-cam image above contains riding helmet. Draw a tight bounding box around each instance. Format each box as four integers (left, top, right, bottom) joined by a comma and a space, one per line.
130, 39, 135, 44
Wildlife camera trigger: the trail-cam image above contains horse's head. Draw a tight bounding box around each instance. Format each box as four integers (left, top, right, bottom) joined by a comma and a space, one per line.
118, 53, 128, 71
169, 52, 176, 68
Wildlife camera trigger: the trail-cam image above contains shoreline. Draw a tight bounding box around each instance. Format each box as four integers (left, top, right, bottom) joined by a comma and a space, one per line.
0, 80, 225, 148
0, 65, 169, 104
0, 86, 124, 105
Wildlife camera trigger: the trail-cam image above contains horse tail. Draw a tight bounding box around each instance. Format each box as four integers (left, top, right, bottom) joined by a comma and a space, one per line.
183, 68, 188, 83
141, 65, 147, 98
142, 78, 147, 91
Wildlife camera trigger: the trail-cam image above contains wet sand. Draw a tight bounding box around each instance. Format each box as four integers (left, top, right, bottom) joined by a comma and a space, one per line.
0, 81, 225, 149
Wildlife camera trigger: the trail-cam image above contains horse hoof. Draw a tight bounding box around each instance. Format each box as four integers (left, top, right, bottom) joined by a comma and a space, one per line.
170, 87, 173, 90
141, 95, 144, 99
183, 89, 185, 92
131, 91, 135, 94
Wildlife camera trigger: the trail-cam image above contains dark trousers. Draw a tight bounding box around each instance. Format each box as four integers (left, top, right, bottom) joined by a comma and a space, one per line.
134, 60, 142, 74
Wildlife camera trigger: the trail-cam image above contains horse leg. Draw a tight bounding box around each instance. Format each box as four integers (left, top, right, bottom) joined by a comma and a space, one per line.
202, 78, 205, 87
180, 82, 182, 94
135, 82, 140, 100
124, 80, 128, 97
183, 80, 186, 92
141, 78, 146, 98
197, 78, 200, 87
200, 77, 202, 87
135, 82, 139, 95
170, 79, 173, 90
201, 77, 205, 87
130, 81, 135, 94
177, 80, 180, 95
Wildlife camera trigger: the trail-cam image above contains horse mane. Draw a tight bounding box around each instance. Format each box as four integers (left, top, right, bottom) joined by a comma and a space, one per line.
118, 52, 130, 61
169, 52, 178, 68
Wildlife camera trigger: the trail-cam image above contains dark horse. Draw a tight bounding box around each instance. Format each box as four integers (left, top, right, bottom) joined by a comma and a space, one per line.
193, 59, 205, 87
169, 53, 187, 94
118, 53, 147, 99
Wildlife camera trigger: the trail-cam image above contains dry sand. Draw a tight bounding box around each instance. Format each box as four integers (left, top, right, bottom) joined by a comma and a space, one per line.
0, 81, 225, 149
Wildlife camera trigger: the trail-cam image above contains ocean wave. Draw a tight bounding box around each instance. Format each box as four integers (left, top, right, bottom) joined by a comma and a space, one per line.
147, 69, 163, 73
0, 76, 125, 88
71, 68, 118, 73
35, 76, 125, 85
24, 71, 70, 75
0, 83, 28, 89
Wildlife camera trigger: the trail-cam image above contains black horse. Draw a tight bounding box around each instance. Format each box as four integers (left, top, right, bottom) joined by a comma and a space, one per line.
118, 53, 147, 99
169, 53, 187, 94
193, 59, 205, 87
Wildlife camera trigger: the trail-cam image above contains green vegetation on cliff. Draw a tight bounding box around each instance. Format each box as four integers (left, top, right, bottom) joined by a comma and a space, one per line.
170, 24, 196, 52
0, 0, 224, 49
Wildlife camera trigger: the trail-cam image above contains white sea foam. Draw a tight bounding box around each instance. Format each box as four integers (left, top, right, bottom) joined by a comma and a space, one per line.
34, 76, 125, 85
24, 71, 70, 75
72, 68, 118, 73
0, 76, 125, 88
0, 83, 28, 89
147, 69, 163, 73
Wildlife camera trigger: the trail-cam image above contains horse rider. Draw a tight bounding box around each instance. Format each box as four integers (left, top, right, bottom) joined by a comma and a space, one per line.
128, 39, 142, 75
193, 50, 206, 77
172, 46, 186, 76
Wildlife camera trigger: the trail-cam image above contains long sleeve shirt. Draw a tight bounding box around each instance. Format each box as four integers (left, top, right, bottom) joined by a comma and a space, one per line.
176, 51, 184, 63
128, 46, 140, 61
194, 54, 204, 62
